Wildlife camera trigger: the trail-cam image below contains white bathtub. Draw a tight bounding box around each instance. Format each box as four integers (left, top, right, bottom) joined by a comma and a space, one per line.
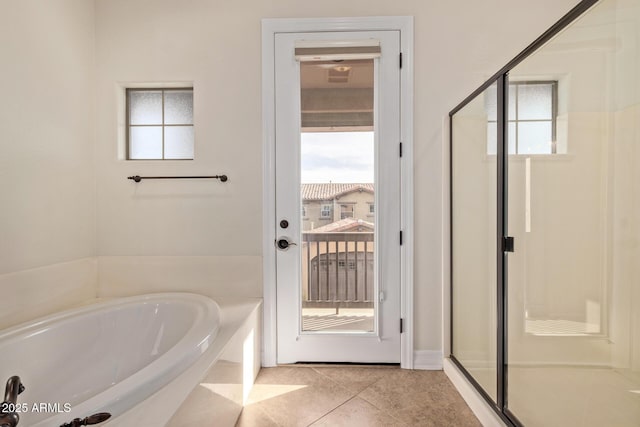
0, 293, 222, 427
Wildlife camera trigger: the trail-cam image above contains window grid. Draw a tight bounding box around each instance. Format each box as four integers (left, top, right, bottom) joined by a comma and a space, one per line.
488, 81, 557, 154
126, 88, 194, 160
512, 81, 557, 154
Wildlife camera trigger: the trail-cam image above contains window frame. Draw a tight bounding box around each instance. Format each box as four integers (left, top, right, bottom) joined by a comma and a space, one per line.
340, 203, 355, 219
488, 80, 558, 155
320, 204, 332, 218
125, 87, 194, 160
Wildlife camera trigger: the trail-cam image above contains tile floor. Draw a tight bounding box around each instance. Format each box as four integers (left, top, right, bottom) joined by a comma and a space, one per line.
236, 365, 481, 426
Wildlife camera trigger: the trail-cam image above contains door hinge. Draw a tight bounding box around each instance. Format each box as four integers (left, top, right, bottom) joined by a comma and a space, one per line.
399, 52, 403, 69
399, 142, 403, 157
400, 318, 404, 333
503, 236, 515, 253
400, 230, 403, 245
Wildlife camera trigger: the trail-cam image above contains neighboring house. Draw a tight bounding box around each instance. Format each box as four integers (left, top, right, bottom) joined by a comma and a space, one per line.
301, 183, 374, 230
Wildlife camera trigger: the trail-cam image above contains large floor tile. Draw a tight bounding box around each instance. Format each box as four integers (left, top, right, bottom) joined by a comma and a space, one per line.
358, 370, 481, 426
235, 405, 280, 427
236, 366, 481, 427
311, 397, 407, 427
311, 366, 394, 394
358, 370, 449, 411
388, 400, 482, 427
242, 367, 355, 427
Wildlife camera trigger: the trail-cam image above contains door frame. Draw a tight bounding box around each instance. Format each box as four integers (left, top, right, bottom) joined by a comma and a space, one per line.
261, 16, 414, 368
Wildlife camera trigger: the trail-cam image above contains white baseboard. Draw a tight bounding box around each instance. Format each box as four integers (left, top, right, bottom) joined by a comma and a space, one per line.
413, 350, 444, 370
443, 358, 506, 427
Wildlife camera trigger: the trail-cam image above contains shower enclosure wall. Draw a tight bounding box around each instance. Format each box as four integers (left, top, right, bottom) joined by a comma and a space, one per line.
450, 0, 640, 425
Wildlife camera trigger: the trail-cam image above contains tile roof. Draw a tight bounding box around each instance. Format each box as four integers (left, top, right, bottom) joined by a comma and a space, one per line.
301, 183, 374, 201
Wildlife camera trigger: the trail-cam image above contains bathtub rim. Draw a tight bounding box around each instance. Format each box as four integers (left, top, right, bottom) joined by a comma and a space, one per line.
0, 292, 222, 426
0, 292, 220, 341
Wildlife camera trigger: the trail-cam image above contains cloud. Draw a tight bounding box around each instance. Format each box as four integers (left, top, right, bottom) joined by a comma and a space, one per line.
301, 132, 374, 183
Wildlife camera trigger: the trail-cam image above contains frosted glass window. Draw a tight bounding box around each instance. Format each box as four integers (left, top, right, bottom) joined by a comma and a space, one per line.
127, 88, 194, 160
487, 122, 497, 155
486, 81, 557, 155
165, 127, 195, 159
518, 122, 552, 154
518, 84, 553, 120
164, 90, 194, 125
508, 86, 517, 119
488, 122, 518, 155
129, 91, 163, 125
508, 122, 517, 154
129, 127, 163, 159
485, 85, 497, 122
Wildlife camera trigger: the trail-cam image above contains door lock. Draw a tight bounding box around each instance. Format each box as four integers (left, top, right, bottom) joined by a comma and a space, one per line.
276, 238, 297, 250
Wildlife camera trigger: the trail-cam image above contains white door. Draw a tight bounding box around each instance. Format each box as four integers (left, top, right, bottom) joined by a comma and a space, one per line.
274, 30, 402, 363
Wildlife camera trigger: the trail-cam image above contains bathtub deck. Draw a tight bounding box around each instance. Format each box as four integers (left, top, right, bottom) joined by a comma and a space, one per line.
164, 297, 262, 427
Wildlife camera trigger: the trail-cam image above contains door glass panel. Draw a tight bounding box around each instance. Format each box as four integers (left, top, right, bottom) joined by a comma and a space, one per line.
299, 59, 375, 333
452, 83, 498, 402
507, 0, 640, 425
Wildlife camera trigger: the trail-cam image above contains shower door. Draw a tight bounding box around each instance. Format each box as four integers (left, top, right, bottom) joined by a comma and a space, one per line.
450, 0, 640, 426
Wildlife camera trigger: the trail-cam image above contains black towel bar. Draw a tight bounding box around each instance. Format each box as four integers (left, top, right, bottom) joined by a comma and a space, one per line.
127, 175, 228, 183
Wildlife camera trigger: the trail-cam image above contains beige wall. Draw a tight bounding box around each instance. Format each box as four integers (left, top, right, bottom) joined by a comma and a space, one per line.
94, 0, 580, 353
0, 0, 583, 356
0, 0, 97, 328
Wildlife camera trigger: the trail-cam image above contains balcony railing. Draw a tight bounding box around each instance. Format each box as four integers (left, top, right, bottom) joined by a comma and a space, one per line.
301, 231, 374, 311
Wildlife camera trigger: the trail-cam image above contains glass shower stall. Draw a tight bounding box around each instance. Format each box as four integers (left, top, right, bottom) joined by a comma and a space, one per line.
450, 0, 640, 425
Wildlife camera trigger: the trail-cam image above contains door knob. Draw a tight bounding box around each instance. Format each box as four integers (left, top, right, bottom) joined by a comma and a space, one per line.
276, 238, 297, 250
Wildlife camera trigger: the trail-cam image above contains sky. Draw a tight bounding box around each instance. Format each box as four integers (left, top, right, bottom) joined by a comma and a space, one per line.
300, 131, 374, 183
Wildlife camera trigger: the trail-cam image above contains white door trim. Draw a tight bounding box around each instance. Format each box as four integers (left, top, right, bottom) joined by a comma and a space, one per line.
262, 16, 414, 368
